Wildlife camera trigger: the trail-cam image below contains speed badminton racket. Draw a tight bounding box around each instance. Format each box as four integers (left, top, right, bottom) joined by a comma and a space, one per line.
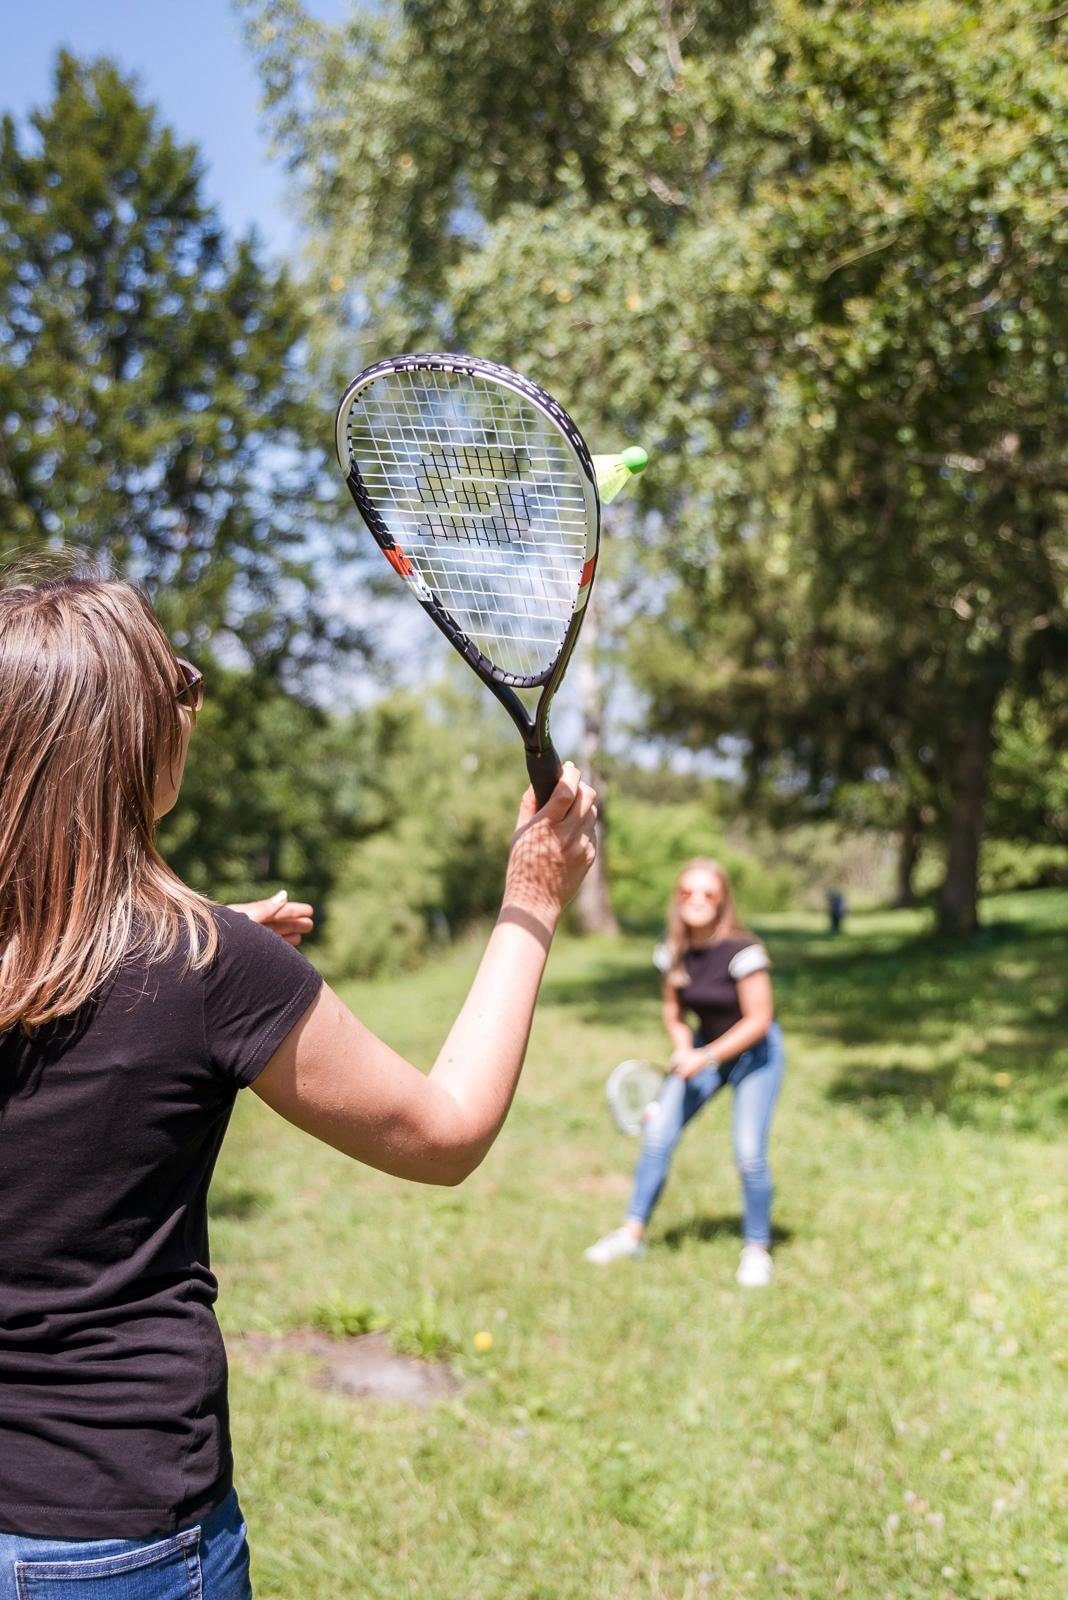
335, 352, 647, 805
605, 1059, 667, 1137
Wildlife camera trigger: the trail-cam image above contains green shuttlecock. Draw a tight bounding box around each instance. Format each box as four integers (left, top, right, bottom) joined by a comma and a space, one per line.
592, 445, 650, 504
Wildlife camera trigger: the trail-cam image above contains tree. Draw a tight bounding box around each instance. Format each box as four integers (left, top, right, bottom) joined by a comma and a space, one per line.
246, 0, 1067, 935
985, 688, 1068, 862
243, 0, 707, 940
0, 53, 370, 903
627, 0, 1068, 932
320, 682, 525, 977
0, 51, 356, 671
158, 667, 367, 905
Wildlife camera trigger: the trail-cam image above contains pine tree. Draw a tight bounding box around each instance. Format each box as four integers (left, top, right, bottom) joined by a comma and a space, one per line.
0, 53, 368, 901
0, 51, 353, 669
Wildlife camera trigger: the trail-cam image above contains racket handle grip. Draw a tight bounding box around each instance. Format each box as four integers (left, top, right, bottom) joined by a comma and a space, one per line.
526, 744, 563, 809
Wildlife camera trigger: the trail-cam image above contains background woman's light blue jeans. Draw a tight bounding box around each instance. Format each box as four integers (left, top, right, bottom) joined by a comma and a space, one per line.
0, 1490, 251, 1600
627, 1023, 785, 1245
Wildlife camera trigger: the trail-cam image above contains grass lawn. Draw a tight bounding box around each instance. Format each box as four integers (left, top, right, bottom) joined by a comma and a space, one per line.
212, 890, 1067, 1600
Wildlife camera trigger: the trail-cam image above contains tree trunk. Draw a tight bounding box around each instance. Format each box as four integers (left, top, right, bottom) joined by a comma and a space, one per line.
573, 595, 620, 936
893, 802, 923, 908
936, 694, 997, 936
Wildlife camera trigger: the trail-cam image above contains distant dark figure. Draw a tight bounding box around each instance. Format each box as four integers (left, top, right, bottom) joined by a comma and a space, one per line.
827, 888, 847, 936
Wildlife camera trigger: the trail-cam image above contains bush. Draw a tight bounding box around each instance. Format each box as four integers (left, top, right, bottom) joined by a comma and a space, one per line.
320, 689, 519, 979
607, 797, 796, 929
321, 820, 442, 979
980, 837, 1068, 895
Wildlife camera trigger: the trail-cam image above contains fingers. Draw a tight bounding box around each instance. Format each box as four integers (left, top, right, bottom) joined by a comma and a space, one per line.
514, 786, 539, 827
264, 893, 314, 924
538, 761, 580, 821
514, 762, 594, 830
569, 783, 599, 874
254, 892, 315, 939
548, 772, 598, 835
225, 893, 315, 942
575, 780, 598, 835
276, 900, 314, 922
274, 908, 315, 924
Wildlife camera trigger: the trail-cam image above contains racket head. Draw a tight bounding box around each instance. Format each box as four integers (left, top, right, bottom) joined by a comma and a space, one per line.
335, 353, 600, 690
605, 1059, 666, 1137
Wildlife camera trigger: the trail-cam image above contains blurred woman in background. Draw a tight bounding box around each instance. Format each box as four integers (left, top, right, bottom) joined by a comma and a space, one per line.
585, 858, 785, 1286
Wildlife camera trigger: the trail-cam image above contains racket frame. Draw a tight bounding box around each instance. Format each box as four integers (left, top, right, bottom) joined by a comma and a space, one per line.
605, 1058, 667, 1137
335, 352, 600, 800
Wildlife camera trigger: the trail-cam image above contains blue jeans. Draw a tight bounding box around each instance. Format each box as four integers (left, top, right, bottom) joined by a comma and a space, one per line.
0, 1491, 251, 1600
627, 1023, 785, 1246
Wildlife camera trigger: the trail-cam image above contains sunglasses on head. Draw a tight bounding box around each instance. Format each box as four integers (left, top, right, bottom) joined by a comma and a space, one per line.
175, 658, 205, 714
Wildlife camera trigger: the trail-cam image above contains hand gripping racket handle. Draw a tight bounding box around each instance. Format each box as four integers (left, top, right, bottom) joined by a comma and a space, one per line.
526, 743, 563, 809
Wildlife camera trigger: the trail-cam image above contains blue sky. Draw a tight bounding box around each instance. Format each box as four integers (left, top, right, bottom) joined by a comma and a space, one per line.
2, 0, 349, 256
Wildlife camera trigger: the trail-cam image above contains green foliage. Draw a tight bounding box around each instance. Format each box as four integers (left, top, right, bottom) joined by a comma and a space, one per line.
0, 54, 372, 909
0, 53, 352, 666
316, 698, 894, 973
391, 1292, 458, 1361
320, 686, 522, 977
623, 0, 1068, 933
734, 818, 896, 911
311, 1299, 388, 1339
310, 1293, 457, 1358
158, 665, 367, 907
986, 690, 1068, 845
247, 0, 1068, 938
321, 817, 444, 978
607, 797, 796, 929
980, 838, 1068, 896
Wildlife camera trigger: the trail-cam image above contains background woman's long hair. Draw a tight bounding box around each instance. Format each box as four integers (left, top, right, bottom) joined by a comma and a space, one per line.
0, 556, 217, 1033
663, 857, 748, 986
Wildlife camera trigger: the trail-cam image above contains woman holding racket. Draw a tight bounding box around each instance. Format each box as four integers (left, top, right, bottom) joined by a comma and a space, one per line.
586, 859, 785, 1287
0, 562, 595, 1596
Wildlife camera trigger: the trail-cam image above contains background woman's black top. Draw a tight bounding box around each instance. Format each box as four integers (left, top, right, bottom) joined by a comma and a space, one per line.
675, 936, 771, 1056
0, 907, 322, 1539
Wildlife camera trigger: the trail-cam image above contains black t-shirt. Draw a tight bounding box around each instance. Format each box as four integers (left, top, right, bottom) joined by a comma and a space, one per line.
674, 936, 771, 1056
0, 906, 323, 1538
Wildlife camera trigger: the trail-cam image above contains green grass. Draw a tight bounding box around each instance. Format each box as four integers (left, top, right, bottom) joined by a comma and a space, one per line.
212, 890, 1067, 1600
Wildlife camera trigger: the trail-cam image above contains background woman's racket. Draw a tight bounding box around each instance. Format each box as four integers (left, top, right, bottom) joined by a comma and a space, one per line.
335, 352, 647, 804
605, 1059, 666, 1137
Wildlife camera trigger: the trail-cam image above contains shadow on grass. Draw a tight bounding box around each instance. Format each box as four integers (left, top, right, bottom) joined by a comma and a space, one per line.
209, 1183, 270, 1220
828, 1061, 953, 1108
540, 957, 662, 1032
544, 897, 1067, 1135
658, 1213, 795, 1251
789, 917, 1067, 1134
826, 1053, 1068, 1133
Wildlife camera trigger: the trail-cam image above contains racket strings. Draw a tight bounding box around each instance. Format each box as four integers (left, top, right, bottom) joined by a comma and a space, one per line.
346, 370, 590, 683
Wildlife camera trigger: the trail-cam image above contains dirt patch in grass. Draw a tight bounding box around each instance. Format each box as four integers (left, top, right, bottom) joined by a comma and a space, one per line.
237, 1329, 462, 1407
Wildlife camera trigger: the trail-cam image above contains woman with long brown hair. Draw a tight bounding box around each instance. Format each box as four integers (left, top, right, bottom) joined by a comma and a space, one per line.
0, 558, 596, 1596
585, 858, 785, 1286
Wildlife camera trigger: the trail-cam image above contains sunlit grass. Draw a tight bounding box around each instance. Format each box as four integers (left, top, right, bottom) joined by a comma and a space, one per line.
213, 891, 1067, 1599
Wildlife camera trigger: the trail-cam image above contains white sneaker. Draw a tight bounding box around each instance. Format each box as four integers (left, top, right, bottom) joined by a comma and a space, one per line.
736, 1245, 773, 1287
584, 1227, 646, 1265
